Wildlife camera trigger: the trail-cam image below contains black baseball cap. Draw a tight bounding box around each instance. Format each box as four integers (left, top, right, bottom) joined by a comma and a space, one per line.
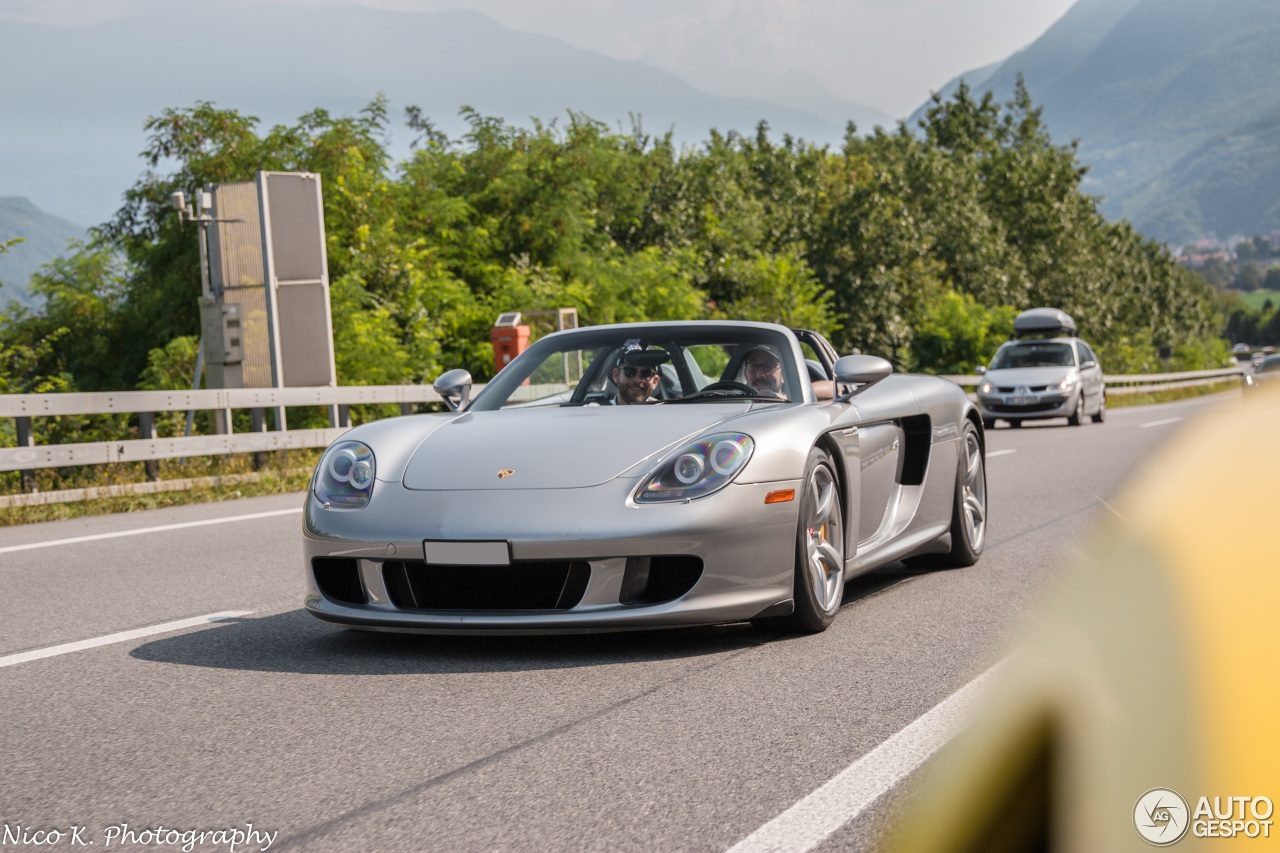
742, 344, 782, 367
616, 341, 671, 369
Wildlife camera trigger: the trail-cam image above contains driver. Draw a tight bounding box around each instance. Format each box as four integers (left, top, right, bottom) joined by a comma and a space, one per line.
612, 342, 670, 405
741, 345, 786, 398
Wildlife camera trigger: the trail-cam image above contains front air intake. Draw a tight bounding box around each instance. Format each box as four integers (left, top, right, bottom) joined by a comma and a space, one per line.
312, 557, 367, 605
382, 560, 590, 611
619, 556, 703, 604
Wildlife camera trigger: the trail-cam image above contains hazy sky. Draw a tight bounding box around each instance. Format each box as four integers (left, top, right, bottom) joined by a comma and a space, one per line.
1, 0, 1078, 117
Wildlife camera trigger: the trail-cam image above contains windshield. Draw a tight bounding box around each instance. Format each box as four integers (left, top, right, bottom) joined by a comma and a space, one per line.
990, 342, 1076, 370
468, 324, 803, 410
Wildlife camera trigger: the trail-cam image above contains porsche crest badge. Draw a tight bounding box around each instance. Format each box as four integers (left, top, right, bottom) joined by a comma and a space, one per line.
498, 469, 515, 479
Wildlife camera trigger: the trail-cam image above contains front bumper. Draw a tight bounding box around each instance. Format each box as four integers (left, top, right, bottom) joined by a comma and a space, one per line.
977, 391, 1074, 422
302, 477, 802, 633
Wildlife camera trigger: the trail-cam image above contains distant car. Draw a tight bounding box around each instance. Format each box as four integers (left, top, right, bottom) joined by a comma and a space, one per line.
302, 320, 987, 635
1244, 353, 1280, 390
1233, 343, 1254, 362
975, 308, 1106, 429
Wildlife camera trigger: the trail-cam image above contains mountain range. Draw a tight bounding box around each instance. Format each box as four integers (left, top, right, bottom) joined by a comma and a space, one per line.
915, 0, 1280, 244
0, 198, 85, 311
0, 1, 889, 231
4, 0, 1279, 309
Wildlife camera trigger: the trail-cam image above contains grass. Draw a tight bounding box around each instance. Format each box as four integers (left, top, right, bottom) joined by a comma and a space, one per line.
1106, 379, 1242, 407
1235, 289, 1280, 311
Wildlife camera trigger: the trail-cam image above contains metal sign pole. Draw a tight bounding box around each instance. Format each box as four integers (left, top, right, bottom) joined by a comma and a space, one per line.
256, 171, 288, 432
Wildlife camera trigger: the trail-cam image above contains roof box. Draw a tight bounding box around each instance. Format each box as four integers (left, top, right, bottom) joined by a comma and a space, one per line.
1013, 308, 1076, 339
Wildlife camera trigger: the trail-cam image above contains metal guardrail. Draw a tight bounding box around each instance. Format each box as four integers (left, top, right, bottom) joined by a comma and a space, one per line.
0, 385, 445, 476
942, 366, 1245, 393
0, 367, 1247, 478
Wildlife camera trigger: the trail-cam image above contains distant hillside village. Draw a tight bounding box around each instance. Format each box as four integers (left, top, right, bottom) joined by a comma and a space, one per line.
1173, 232, 1280, 293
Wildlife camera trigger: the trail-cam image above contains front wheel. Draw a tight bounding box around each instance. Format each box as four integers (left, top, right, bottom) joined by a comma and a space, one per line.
1067, 392, 1083, 426
1091, 393, 1106, 423
757, 447, 845, 633
941, 422, 986, 567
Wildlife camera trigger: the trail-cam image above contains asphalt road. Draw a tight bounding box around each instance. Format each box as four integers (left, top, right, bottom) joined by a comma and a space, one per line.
0, 391, 1244, 853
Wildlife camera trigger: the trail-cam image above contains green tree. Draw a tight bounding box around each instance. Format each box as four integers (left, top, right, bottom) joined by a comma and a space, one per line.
912, 290, 1017, 374
0, 89, 1237, 399
1234, 262, 1264, 292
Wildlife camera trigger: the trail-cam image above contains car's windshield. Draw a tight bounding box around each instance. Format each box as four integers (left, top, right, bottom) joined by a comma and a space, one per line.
468, 325, 803, 410
990, 342, 1076, 370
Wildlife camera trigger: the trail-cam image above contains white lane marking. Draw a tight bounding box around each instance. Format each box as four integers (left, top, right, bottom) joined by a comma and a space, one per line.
0, 507, 303, 555
726, 663, 1005, 853
0, 611, 252, 669
1140, 417, 1183, 429
986, 449, 1017, 458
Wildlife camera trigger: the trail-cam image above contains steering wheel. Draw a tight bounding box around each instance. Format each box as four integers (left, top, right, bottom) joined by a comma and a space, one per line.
695, 380, 759, 396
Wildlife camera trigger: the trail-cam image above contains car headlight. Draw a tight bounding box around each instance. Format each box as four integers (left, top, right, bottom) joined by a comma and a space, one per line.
1056, 376, 1079, 392
979, 381, 994, 395
313, 440, 376, 508
634, 433, 754, 503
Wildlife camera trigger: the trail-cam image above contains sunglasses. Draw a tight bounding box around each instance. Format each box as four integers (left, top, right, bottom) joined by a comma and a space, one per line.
621, 366, 658, 379
745, 359, 780, 371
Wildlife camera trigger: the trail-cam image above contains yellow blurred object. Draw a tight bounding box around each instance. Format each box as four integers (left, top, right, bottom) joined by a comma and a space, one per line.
889, 387, 1280, 852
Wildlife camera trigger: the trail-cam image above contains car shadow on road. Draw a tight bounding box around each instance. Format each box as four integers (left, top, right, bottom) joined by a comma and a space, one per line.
129, 560, 946, 676
129, 607, 783, 675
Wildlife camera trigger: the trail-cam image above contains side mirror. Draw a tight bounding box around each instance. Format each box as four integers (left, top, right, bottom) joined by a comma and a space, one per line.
433, 368, 474, 412
1081, 360, 1097, 370
832, 354, 893, 402
974, 365, 987, 376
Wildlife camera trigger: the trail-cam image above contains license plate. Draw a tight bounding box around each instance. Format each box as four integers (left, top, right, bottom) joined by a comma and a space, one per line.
423, 540, 511, 566
1006, 395, 1038, 406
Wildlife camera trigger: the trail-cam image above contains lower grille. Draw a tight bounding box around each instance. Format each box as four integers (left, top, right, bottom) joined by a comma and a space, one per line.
988, 400, 1064, 414
382, 560, 590, 611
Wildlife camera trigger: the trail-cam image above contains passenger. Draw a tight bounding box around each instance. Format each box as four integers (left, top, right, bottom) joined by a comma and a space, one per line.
612, 343, 670, 405
741, 345, 787, 398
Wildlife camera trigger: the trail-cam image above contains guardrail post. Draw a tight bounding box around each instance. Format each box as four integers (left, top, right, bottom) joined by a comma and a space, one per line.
16, 416, 36, 494
137, 412, 159, 482
337, 404, 351, 428
213, 407, 233, 435
250, 408, 268, 471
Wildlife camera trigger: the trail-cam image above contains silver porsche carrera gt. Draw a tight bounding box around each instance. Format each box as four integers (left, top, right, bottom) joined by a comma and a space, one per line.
302, 321, 986, 634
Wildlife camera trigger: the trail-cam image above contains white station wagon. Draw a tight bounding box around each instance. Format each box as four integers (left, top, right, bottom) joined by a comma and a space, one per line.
975, 308, 1106, 429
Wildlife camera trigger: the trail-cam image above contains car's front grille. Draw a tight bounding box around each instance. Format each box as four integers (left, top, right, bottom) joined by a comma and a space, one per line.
996, 385, 1052, 393
381, 560, 591, 611
987, 401, 1063, 413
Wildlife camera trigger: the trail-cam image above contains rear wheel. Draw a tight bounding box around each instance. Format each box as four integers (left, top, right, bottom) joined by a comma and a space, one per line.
757, 447, 845, 633
941, 422, 986, 567
1009, 419, 1022, 428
